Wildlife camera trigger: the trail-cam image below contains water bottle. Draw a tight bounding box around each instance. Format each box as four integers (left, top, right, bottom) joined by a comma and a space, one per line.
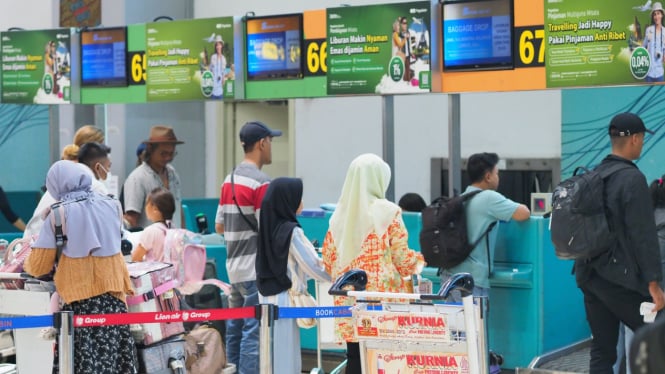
377, 353, 385, 374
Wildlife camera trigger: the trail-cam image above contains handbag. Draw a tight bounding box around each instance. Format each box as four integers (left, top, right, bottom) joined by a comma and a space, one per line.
287, 255, 318, 329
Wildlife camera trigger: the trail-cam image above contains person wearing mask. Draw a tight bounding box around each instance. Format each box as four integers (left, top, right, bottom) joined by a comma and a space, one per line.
123, 125, 184, 230
24, 160, 136, 373
576, 113, 664, 373
77, 142, 112, 194
24, 125, 105, 238
256, 177, 330, 373
214, 120, 282, 373
322, 153, 425, 374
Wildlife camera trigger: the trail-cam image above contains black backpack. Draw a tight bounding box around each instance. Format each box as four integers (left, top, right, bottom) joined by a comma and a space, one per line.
550, 162, 630, 260
419, 190, 496, 269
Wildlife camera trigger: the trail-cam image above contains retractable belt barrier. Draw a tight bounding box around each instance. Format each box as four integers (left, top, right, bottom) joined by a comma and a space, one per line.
0, 315, 53, 329
0, 304, 357, 330
3, 303, 391, 374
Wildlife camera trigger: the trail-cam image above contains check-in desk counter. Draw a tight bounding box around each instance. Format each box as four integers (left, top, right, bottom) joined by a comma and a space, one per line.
422, 217, 590, 369
197, 206, 591, 366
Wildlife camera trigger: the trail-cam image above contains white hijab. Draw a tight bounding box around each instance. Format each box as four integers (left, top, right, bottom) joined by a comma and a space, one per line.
329, 154, 400, 269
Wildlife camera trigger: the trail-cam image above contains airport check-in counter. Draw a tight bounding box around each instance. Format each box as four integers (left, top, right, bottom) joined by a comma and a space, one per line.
183, 200, 590, 368
420, 217, 590, 369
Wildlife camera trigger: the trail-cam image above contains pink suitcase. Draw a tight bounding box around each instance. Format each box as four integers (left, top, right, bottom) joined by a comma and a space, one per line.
126, 261, 185, 346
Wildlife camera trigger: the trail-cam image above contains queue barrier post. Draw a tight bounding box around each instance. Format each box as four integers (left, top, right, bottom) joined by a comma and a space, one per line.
258, 303, 278, 374
55, 310, 74, 374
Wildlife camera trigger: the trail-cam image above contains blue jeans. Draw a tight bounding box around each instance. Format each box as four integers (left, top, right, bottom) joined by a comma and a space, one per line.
226, 280, 259, 374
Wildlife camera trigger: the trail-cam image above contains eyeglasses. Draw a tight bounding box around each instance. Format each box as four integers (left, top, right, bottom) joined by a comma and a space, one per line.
160, 150, 178, 158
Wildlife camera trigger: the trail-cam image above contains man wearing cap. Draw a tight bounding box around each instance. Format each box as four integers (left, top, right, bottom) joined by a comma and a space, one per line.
123, 125, 184, 229
574, 112, 665, 373
214, 121, 281, 373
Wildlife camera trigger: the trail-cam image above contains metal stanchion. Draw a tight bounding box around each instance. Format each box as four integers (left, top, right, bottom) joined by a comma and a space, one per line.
258, 304, 277, 374
55, 311, 74, 374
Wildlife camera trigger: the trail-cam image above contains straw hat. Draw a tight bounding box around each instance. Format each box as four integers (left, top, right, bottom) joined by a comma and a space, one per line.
214, 35, 224, 44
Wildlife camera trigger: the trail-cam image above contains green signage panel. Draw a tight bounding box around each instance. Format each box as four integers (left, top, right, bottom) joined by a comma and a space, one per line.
326, 1, 431, 95
146, 17, 235, 102
545, 1, 665, 87
1, 29, 72, 104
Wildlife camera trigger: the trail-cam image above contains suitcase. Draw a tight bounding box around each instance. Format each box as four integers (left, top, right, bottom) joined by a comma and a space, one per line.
136, 335, 186, 374
127, 261, 185, 346
183, 259, 227, 340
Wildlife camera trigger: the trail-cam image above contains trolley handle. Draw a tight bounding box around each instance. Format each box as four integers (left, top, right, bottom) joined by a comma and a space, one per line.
328, 269, 368, 296
328, 270, 475, 300
0, 272, 35, 280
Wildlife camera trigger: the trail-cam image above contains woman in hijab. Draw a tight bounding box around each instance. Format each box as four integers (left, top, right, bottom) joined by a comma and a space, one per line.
25, 160, 136, 374
322, 153, 425, 374
256, 177, 330, 374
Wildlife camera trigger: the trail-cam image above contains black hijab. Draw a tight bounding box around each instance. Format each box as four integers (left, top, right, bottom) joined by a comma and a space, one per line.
256, 177, 303, 296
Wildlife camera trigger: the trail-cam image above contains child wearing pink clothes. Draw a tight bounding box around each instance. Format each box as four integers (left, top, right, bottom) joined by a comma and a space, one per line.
131, 187, 175, 262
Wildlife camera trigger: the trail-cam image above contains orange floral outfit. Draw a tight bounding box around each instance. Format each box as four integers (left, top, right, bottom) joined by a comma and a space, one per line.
323, 211, 423, 342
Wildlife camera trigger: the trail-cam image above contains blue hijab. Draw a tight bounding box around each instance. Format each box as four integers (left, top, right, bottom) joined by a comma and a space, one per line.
32, 160, 122, 258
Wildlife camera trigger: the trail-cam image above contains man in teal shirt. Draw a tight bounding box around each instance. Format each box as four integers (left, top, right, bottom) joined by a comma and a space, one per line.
440, 152, 530, 299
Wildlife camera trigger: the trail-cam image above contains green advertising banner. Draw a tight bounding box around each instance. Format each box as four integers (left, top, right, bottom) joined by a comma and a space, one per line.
545, 0, 665, 87
1, 29, 72, 104
326, 1, 431, 95
146, 17, 235, 101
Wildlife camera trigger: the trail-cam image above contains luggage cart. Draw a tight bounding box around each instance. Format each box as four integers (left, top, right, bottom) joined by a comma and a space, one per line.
328, 270, 489, 374
309, 280, 347, 374
0, 272, 54, 373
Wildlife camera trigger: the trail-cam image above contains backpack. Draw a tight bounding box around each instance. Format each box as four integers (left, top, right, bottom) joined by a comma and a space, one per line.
550, 163, 631, 260
0, 199, 74, 289
0, 238, 32, 289
161, 228, 231, 295
419, 190, 496, 269
184, 324, 227, 374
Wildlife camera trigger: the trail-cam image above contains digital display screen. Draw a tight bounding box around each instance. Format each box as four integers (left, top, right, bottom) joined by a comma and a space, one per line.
80, 27, 128, 87
442, 0, 514, 71
246, 14, 303, 80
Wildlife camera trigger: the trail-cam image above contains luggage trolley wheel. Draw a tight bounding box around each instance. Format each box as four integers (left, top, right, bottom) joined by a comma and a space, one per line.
309, 367, 325, 374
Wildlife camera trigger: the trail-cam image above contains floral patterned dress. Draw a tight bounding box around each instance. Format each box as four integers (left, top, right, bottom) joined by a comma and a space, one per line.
322, 213, 424, 342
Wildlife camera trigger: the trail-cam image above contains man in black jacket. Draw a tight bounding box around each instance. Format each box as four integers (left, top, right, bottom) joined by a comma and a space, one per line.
574, 112, 665, 373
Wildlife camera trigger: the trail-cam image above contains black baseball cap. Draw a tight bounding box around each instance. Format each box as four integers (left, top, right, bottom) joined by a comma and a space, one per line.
239, 121, 282, 146
608, 113, 654, 137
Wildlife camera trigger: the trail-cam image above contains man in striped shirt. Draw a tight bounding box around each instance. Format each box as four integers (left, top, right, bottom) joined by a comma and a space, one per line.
215, 121, 282, 374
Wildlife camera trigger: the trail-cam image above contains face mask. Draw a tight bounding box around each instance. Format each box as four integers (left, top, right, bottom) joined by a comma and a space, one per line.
96, 163, 110, 181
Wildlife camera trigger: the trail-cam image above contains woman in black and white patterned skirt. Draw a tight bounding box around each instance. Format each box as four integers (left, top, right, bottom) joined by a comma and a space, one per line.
25, 160, 137, 373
